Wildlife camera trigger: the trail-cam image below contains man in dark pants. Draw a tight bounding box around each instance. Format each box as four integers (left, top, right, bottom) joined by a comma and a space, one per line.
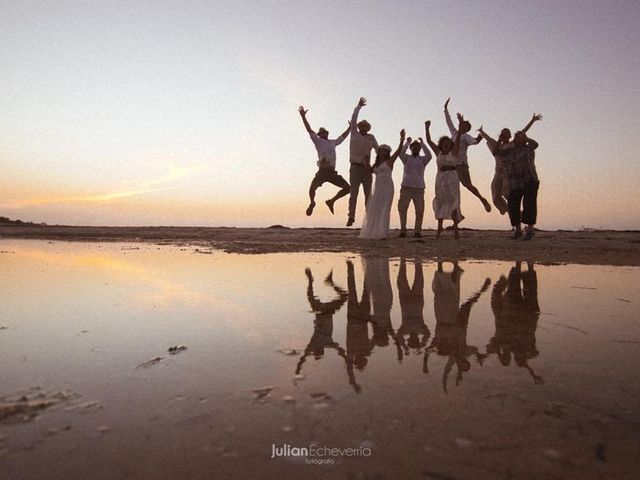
347, 97, 379, 227
502, 131, 540, 240
298, 106, 351, 216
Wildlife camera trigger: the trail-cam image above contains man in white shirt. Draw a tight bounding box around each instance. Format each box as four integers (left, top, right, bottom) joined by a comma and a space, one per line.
444, 98, 492, 213
397, 136, 432, 237
299, 106, 351, 216
347, 97, 379, 227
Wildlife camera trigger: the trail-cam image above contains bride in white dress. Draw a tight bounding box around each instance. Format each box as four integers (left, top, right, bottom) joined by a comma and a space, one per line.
360, 130, 406, 240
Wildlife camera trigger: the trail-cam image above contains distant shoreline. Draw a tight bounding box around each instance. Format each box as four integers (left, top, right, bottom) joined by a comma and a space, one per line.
1, 224, 638, 266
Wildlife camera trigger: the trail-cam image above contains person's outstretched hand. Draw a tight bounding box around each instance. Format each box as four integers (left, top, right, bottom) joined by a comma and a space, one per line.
425, 120, 431, 129
532, 113, 543, 122
298, 106, 308, 116
358, 97, 367, 107
444, 97, 450, 110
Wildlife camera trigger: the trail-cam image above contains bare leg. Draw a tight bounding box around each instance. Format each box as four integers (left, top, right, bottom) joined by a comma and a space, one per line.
326, 176, 350, 214
452, 209, 460, 240
307, 173, 323, 216
307, 183, 318, 216
458, 164, 491, 212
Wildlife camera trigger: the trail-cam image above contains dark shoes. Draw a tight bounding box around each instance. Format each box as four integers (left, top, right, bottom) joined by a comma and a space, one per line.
306, 202, 315, 216
414, 232, 422, 238
325, 200, 335, 214
512, 228, 535, 240
399, 231, 407, 238
346, 217, 355, 227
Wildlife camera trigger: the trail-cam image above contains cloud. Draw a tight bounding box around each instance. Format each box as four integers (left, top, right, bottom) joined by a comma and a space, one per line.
0, 165, 198, 209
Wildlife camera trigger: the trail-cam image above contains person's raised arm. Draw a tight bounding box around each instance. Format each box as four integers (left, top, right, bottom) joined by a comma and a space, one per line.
336, 122, 351, 144
390, 129, 406, 164
452, 117, 464, 157
418, 137, 432, 163
521, 113, 542, 135
425, 121, 439, 156
478, 125, 498, 152
399, 137, 411, 162
444, 97, 456, 135
351, 97, 366, 134
298, 106, 314, 135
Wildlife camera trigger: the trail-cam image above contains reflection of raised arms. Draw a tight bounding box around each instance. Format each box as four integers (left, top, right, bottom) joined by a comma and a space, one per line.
388, 129, 406, 166
345, 357, 362, 394
443, 97, 456, 136
521, 113, 543, 135
424, 120, 439, 156
298, 106, 313, 134
457, 277, 491, 324
296, 343, 347, 375
350, 97, 367, 134
442, 356, 456, 394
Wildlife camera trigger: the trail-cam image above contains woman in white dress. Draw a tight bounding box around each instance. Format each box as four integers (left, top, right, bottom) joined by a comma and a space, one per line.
424, 119, 464, 239
360, 130, 406, 240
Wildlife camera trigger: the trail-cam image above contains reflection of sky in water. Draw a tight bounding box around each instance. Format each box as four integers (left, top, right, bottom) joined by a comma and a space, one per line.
1, 240, 639, 396
1, 240, 639, 478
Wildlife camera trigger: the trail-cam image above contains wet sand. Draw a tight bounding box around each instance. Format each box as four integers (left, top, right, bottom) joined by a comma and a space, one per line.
1, 225, 639, 265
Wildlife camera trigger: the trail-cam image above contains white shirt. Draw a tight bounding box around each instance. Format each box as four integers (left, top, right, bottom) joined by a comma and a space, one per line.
309, 132, 346, 168
399, 140, 432, 189
445, 109, 479, 165
349, 105, 379, 165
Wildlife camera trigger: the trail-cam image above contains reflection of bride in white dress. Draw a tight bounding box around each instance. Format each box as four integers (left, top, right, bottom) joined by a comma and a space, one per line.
360, 130, 406, 240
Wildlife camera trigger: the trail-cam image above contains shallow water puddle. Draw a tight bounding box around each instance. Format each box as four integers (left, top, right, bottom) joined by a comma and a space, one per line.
0, 240, 639, 479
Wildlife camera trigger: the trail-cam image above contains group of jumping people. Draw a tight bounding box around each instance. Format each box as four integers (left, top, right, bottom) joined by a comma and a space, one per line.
299, 97, 542, 240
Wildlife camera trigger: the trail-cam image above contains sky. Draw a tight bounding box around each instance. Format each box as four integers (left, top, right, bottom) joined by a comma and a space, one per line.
1, 0, 639, 230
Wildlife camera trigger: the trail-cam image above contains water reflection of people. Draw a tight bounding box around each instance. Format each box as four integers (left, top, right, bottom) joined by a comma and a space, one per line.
296, 268, 348, 375
394, 257, 430, 367
426, 261, 490, 393
345, 259, 374, 393
366, 256, 395, 349
487, 261, 542, 384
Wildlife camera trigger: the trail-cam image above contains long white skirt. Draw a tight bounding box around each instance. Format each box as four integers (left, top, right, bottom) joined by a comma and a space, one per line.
360, 175, 394, 239
433, 170, 461, 221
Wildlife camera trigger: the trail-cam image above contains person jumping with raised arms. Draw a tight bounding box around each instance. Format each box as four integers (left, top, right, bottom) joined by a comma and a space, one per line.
443, 98, 492, 214
298, 105, 351, 216
477, 113, 542, 215
347, 97, 379, 227
397, 135, 432, 238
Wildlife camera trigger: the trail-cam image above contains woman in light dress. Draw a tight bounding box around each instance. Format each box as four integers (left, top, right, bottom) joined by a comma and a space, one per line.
359, 129, 406, 240
424, 118, 465, 239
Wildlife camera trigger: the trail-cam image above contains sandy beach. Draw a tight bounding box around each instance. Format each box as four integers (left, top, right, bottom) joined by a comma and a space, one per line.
1, 224, 639, 266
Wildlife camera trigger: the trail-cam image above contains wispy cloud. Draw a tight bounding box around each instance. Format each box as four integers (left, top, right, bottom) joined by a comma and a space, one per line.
0, 165, 198, 209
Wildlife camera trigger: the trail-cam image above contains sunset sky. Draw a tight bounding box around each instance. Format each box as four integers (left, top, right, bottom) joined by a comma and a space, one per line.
1, 0, 639, 230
